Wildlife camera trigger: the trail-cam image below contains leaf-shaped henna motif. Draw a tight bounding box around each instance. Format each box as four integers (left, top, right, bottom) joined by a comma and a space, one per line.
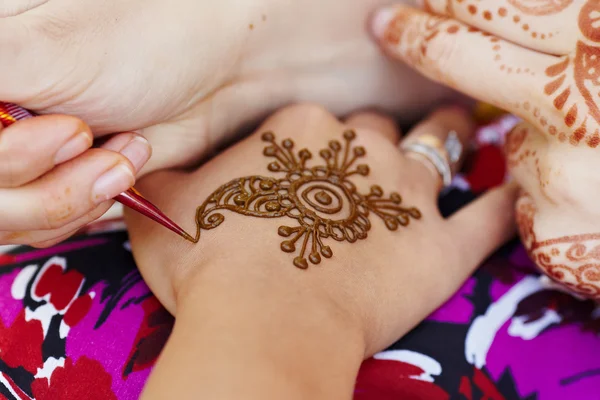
188, 131, 421, 269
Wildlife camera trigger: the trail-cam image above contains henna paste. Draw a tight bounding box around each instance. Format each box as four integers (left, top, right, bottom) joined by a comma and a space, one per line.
517, 194, 600, 299
186, 131, 421, 269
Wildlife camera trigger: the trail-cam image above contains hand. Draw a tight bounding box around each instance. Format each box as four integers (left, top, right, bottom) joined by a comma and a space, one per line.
368, 2, 600, 299
0, 0, 453, 175
0, 114, 150, 247
125, 104, 516, 398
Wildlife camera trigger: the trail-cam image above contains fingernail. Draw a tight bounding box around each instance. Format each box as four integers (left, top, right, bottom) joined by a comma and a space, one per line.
119, 136, 152, 172
371, 7, 396, 39
92, 164, 135, 204
54, 132, 92, 164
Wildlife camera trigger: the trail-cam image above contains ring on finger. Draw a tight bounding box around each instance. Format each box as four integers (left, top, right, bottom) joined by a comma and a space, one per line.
401, 131, 462, 188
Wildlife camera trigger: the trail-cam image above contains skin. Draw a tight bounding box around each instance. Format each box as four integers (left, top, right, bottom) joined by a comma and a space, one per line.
0, 0, 458, 247
369, 1, 600, 299
123, 103, 517, 398
0, 116, 151, 247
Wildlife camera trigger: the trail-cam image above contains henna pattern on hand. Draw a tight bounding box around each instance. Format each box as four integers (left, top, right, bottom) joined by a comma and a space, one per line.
538, 1, 600, 146
187, 131, 421, 269
505, 125, 530, 167
517, 194, 600, 299
507, 0, 573, 16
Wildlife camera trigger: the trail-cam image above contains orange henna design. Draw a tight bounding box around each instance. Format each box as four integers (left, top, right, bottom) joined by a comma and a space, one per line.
517, 194, 600, 300
507, 0, 574, 16
536, 1, 600, 146
187, 131, 421, 269
505, 125, 529, 166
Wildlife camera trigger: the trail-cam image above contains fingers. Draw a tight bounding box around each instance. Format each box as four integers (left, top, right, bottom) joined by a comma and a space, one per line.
0, 134, 151, 231
0, 202, 113, 246
0, 115, 92, 187
370, 5, 557, 117
400, 106, 474, 196
418, 0, 582, 55
344, 110, 402, 143
504, 122, 551, 202
446, 182, 519, 272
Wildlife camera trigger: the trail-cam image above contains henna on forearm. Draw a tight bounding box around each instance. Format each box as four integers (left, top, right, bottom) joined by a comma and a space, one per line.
185, 131, 421, 269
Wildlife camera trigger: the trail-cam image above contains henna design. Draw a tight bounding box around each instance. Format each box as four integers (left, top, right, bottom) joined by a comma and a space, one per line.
517, 194, 600, 300
540, 1, 600, 146
491, 40, 536, 75
384, 11, 448, 70
452, 1, 558, 39
505, 125, 530, 166
188, 131, 421, 269
507, 0, 574, 16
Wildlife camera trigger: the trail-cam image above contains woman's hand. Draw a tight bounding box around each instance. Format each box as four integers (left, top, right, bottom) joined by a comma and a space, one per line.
0, 115, 150, 246
369, 2, 600, 300
125, 104, 516, 398
0, 0, 453, 175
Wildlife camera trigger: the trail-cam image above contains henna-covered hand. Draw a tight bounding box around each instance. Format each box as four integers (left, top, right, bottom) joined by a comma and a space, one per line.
124, 104, 517, 356
369, 1, 600, 300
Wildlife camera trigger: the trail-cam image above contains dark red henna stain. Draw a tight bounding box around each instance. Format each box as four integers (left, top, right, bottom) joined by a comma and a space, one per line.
553, 88, 571, 110
498, 7, 508, 17
468, 5, 477, 14
187, 131, 421, 269
565, 104, 578, 127
587, 131, 600, 147
483, 10, 492, 20
546, 58, 570, 77
571, 124, 587, 144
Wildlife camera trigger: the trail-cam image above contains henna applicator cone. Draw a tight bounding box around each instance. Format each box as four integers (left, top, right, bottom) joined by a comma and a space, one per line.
0, 101, 194, 242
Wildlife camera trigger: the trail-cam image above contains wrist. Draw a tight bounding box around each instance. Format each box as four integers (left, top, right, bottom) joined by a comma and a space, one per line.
168, 260, 366, 398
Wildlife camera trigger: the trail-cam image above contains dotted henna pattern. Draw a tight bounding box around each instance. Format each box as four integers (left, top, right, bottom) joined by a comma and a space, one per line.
517, 194, 600, 300
188, 131, 421, 269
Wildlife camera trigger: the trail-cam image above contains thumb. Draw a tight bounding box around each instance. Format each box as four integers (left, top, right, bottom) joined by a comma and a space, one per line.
447, 182, 519, 270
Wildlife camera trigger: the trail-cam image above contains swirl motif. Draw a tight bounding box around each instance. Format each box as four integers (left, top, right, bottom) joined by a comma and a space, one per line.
188, 131, 421, 269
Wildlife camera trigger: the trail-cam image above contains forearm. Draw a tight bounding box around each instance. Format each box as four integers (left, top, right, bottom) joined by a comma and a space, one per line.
141, 261, 365, 400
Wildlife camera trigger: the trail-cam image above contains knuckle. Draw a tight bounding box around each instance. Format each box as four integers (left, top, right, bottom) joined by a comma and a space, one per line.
260, 103, 343, 141
423, 33, 459, 76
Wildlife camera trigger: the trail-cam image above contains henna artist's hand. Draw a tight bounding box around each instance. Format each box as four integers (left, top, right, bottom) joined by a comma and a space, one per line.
368, 2, 600, 299
0, 114, 150, 247
0, 0, 453, 176
125, 104, 517, 398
